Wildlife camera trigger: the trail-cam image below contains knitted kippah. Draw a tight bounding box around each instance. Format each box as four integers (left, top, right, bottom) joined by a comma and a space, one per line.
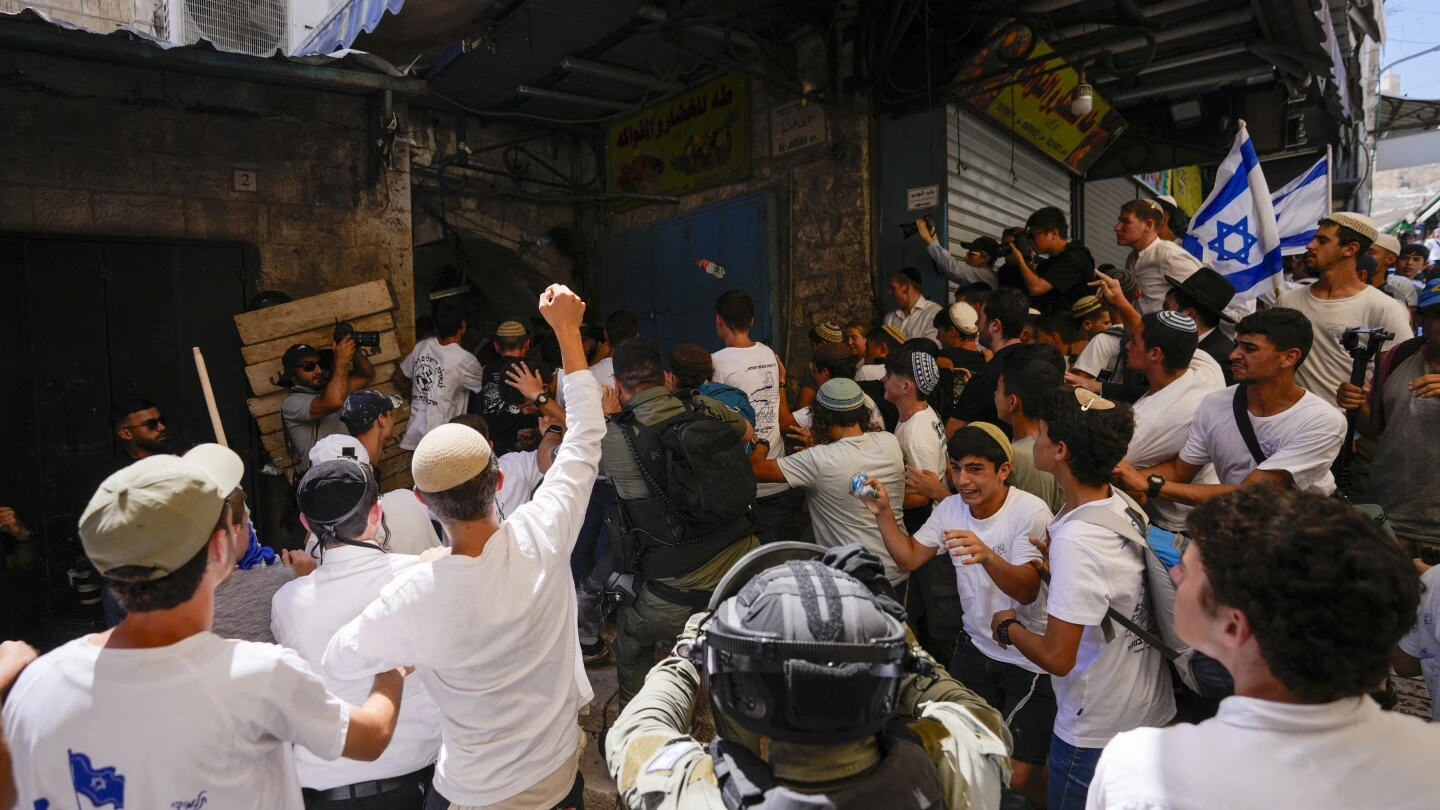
412, 423, 494, 493
910, 351, 939, 395
948, 302, 979, 335
814, 321, 843, 344
1320, 212, 1379, 244
880, 324, 905, 346
964, 422, 1013, 462
495, 320, 527, 338
668, 343, 713, 380
816, 378, 866, 411
1074, 388, 1116, 411
1070, 295, 1103, 318
1157, 311, 1198, 334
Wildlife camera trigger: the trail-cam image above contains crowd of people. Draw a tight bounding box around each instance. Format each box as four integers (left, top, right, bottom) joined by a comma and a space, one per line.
1, 197, 1438, 810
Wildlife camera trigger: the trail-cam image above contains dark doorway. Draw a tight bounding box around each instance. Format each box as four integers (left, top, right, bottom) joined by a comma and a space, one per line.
0, 236, 253, 640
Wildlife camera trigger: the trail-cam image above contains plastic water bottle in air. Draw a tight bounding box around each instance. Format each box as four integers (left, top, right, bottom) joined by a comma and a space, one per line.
697, 259, 726, 279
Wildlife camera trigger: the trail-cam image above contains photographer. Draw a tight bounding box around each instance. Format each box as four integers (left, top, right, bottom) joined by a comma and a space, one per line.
280, 337, 374, 474
1000, 207, 1095, 315
916, 218, 1000, 289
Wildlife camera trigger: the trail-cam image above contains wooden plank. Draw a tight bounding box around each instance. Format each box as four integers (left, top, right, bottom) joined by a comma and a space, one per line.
233, 281, 394, 345
378, 451, 412, 482
248, 366, 398, 418
241, 311, 395, 366
246, 332, 401, 396
383, 469, 414, 492
378, 429, 408, 461
256, 412, 282, 435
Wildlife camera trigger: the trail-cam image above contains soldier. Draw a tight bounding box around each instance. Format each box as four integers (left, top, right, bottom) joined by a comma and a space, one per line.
605, 543, 1014, 809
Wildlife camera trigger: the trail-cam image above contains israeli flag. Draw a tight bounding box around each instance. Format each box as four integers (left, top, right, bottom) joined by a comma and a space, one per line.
1271, 154, 1329, 256
1183, 121, 1282, 301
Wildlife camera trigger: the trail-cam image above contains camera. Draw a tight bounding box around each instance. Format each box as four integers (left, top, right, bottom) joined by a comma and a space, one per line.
1002, 226, 1035, 262
334, 321, 381, 350
1339, 326, 1394, 356
899, 215, 934, 239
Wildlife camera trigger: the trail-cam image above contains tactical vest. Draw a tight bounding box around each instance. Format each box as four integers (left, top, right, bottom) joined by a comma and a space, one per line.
709, 723, 945, 810
610, 401, 754, 582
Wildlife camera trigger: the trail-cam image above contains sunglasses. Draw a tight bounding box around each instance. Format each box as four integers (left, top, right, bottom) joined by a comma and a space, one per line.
298, 360, 329, 372
125, 416, 167, 431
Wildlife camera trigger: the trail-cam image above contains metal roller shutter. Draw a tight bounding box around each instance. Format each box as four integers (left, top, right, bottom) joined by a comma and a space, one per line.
945, 104, 1071, 258
1084, 177, 1156, 269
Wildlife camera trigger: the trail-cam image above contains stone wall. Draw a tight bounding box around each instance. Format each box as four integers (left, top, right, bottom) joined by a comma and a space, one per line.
0, 48, 416, 343
606, 79, 875, 374
0, 0, 164, 36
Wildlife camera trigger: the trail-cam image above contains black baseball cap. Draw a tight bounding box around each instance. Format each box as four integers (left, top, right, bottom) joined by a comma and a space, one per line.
282, 343, 323, 371
960, 236, 1002, 259
297, 458, 376, 536
339, 389, 400, 435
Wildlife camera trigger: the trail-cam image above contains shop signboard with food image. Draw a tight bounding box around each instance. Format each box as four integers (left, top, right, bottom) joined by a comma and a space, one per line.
607, 74, 750, 205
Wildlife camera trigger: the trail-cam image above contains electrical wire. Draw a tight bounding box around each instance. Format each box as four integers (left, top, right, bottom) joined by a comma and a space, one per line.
428, 87, 659, 126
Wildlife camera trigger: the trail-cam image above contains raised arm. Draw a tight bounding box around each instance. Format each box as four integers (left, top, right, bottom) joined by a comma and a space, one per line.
857, 477, 937, 572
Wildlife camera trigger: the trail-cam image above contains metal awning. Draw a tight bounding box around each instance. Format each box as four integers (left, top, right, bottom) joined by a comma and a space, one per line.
294, 0, 407, 57
1376, 94, 1440, 140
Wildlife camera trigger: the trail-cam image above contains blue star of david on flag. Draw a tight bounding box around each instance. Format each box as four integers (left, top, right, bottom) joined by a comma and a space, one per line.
1207, 217, 1259, 264
68, 751, 125, 808
1183, 121, 1281, 300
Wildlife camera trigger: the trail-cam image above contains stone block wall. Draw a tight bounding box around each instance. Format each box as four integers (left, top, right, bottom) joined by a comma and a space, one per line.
0, 49, 416, 345
0, 0, 164, 37
606, 79, 875, 377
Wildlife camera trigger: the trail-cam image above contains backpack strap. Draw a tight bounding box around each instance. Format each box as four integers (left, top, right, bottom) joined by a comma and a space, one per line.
1069, 495, 1180, 661
1232, 386, 1268, 465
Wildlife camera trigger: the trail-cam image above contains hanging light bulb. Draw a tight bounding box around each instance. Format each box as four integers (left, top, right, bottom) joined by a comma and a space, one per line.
1072, 71, 1094, 116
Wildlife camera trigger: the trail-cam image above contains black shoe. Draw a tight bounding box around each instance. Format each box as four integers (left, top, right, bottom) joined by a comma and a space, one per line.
581, 638, 609, 665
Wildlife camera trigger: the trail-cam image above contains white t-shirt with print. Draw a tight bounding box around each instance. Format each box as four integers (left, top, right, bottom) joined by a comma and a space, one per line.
776, 432, 907, 583
913, 488, 1053, 670
1276, 284, 1414, 407
1128, 369, 1223, 531
1088, 695, 1440, 809
1399, 564, 1440, 722
1074, 335, 1226, 391
712, 343, 789, 498
1179, 385, 1345, 495
895, 405, 947, 476
1045, 493, 1176, 748
399, 338, 486, 450
2, 633, 349, 810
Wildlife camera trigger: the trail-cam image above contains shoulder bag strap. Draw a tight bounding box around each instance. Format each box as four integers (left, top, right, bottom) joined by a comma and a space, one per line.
1231, 386, 1268, 464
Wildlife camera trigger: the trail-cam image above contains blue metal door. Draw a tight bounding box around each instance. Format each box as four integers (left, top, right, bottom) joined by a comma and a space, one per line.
599, 192, 776, 353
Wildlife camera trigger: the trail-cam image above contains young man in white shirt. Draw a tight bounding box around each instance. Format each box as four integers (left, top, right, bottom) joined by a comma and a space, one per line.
306, 435, 442, 558
1277, 213, 1413, 407
882, 350, 948, 527
712, 289, 803, 544
1115, 307, 1346, 503
749, 378, 908, 587
1114, 198, 1202, 314
3, 445, 409, 810
277, 458, 443, 809
883, 267, 943, 347
861, 423, 1055, 806
989, 387, 1175, 810
1120, 312, 1223, 542
323, 284, 601, 810
1088, 486, 1436, 809
993, 344, 1067, 513
394, 300, 486, 450
792, 342, 884, 430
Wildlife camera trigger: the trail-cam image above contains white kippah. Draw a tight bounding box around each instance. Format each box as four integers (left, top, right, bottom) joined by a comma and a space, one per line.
1157, 311, 1198, 334
411, 423, 494, 493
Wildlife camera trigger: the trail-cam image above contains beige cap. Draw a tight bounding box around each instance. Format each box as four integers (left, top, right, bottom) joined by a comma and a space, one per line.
495, 320, 528, 338
964, 422, 1013, 461
412, 423, 494, 493
80, 444, 244, 580
1375, 233, 1401, 256
1319, 212, 1379, 244
948, 301, 979, 336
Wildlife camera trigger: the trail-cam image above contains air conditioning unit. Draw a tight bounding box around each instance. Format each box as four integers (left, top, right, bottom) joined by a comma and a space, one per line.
172, 0, 288, 56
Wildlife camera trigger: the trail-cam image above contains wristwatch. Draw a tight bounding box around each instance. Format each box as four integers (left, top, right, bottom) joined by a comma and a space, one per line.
1146, 474, 1165, 499
996, 618, 1022, 646
533, 392, 551, 408
544, 424, 563, 436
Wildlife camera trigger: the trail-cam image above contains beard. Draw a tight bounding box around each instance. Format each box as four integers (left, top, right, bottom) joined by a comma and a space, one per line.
133, 434, 171, 454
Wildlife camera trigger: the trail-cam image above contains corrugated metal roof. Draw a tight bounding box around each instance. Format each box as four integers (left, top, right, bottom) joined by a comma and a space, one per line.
294, 0, 407, 57
0, 7, 423, 93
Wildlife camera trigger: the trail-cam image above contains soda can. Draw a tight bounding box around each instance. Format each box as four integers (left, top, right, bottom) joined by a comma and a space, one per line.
849, 472, 879, 499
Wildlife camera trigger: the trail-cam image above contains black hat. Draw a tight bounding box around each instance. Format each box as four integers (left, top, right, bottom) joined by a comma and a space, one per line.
1166, 267, 1237, 323
297, 458, 376, 539
282, 343, 322, 372
960, 235, 1002, 260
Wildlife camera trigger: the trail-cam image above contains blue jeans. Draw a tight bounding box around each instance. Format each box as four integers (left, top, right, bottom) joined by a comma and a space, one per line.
1048, 735, 1103, 810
